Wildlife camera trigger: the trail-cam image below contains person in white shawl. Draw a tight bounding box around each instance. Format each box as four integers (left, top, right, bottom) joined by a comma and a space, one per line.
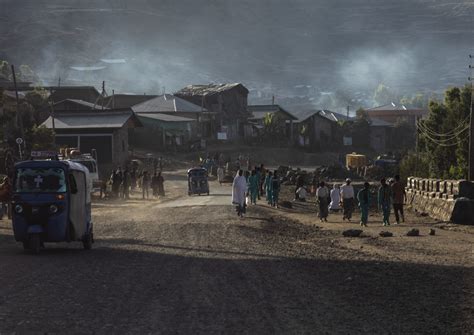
232, 169, 248, 217
329, 184, 342, 212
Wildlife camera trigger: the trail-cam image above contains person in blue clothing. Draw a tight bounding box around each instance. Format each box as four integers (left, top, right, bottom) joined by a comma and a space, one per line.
248, 169, 259, 205
357, 182, 371, 227
255, 166, 261, 200
264, 171, 273, 204
378, 178, 392, 226
271, 171, 280, 208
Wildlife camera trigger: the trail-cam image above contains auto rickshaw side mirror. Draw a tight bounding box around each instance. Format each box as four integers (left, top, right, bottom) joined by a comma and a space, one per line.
69, 174, 78, 194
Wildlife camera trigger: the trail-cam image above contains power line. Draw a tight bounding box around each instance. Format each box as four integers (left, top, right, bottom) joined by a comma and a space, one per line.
417, 120, 468, 140
417, 121, 468, 146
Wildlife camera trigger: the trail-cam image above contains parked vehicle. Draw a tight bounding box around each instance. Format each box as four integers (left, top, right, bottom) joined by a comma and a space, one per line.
187, 167, 209, 196
12, 160, 93, 254
63, 148, 102, 194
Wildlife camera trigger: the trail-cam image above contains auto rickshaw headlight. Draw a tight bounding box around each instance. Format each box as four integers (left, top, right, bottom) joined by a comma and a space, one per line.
49, 205, 59, 214
14, 204, 23, 214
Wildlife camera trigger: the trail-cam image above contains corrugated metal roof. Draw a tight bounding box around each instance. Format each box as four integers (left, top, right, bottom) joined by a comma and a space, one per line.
367, 102, 408, 111
318, 110, 351, 122
175, 83, 249, 96
102, 94, 158, 109
132, 94, 205, 113
248, 104, 298, 120
57, 99, 108, 110
41, 111, 135, 129
136, 113, 195, 123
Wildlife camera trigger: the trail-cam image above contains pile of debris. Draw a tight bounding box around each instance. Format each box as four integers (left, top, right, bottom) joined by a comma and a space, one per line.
281, 164, 361, 186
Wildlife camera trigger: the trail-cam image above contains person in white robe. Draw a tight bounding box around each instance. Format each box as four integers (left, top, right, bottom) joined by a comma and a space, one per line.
217, 166, 225, 185
329, 184, 342, 212
232, 169, 248, 217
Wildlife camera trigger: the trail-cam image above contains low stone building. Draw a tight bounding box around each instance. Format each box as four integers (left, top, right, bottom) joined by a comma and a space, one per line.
247, 104, 297, 142
293, 110, 339, 149
175, 83, 249, 140
41, 109, 141, 176
368, 117, 393, 153
130, 113, 196, 150
366, 102, 427, 126
130, 94, 205, 149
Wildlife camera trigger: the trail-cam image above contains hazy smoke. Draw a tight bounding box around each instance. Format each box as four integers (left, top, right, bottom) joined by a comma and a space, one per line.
0, 0, 472, 107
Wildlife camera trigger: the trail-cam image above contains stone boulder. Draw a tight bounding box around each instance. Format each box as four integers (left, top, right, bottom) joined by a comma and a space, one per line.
342, 229, 363, 237
406, 229, 420, 236
379, 231, 393, 237
450, 197, 474, 225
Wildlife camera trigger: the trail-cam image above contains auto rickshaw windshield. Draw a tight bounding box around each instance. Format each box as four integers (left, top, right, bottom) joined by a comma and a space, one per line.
15, 168, 67, 193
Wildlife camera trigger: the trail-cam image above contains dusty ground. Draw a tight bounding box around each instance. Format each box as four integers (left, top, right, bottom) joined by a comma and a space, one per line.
0, 171, 472, 334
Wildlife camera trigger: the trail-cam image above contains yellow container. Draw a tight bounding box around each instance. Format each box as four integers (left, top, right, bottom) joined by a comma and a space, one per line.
346, 153, 367, 169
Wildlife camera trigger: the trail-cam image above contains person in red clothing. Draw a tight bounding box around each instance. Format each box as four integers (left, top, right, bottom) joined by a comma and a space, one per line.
391, 175, 407, 224
0, 177, 12, 219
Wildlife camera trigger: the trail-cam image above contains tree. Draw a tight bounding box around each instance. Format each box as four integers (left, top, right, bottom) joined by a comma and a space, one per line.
417, 85, 471, 179
0, 60, 40, 84
18, 64, 40, 84
0, 60, 11, 80
373, 84, 396, 106
27, 125, 55, 151
400, 93, 428, 108
352, 108, 371, 148
399, 152, 430, 181
262, 112, 285, 144
25, 87, 49, 123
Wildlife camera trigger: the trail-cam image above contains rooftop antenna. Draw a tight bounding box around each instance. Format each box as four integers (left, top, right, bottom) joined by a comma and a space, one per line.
272, 95, 275, 105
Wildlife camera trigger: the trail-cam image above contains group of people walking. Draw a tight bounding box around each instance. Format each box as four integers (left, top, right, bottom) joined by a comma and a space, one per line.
231, 165, 281, 217
110, 168, 165, 200
315, 175, 406, 226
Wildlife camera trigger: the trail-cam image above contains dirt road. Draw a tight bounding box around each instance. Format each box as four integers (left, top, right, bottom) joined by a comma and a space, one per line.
0, 171, 472, 334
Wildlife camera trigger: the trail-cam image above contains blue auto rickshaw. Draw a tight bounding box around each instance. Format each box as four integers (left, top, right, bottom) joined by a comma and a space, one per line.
187, 167, 209, 196
12, 160, 93, 254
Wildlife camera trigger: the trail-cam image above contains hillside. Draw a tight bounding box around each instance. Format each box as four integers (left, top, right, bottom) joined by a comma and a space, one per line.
0, 0, 473, 105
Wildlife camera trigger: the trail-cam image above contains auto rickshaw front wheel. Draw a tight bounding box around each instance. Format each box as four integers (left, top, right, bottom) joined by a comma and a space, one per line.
28, 234, 41, 255
82, 233, 93, 250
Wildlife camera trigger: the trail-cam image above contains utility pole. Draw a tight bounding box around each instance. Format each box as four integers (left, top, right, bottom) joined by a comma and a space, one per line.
415, 116, 420, 177
468, 55, 474, 181
10, 65, 24, 140
346, 105, 350, 119
49, 88, 56, 146
101, 81, 106, 111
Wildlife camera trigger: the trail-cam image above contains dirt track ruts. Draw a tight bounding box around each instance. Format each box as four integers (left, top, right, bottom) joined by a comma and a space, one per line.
0, 171, 472, 334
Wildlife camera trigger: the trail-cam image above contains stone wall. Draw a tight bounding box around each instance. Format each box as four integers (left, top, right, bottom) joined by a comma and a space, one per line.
406, 177, 474, 225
